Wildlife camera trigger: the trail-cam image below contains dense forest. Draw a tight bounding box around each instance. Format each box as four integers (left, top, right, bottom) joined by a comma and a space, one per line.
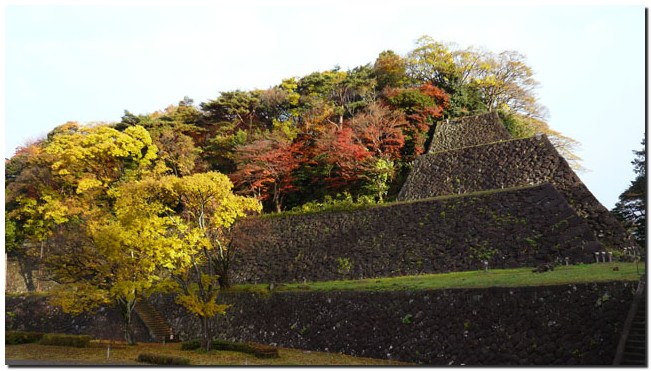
4, 36, 586, 349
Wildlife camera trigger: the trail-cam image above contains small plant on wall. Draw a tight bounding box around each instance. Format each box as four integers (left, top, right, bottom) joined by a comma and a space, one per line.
337, 257, 353, 279
469, 242, 498, 270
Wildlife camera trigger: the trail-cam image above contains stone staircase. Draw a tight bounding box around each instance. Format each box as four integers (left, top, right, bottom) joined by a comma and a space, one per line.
613, 278, 646, 366
134, 300, 174, 342
621, 294, 646, 365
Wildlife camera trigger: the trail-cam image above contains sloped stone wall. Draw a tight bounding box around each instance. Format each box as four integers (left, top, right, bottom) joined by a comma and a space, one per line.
6, 281, 637, 365
399, 134, 631, 250
146, 281, 635, 365
428, 111, 512, 153
229, 183, 601, 285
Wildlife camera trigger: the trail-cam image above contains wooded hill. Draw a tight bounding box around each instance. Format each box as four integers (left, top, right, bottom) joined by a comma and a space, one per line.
7, 35, 579, 214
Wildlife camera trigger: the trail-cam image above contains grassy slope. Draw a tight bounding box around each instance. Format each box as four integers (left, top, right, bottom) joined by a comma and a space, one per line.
229, 262, 645, 294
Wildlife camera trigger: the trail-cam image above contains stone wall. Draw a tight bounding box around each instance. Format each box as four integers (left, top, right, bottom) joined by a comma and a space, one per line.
5, 257, 57, 293
5, 294, 153, 342
229, 183, 601, 285
428, 111, 512, 153
201, 282, 634, 365
6, 281, 636, 365
399, 134, 632, 250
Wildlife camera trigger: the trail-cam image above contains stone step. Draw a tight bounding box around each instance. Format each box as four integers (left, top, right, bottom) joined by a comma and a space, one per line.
135, 300, 173, 341
622, 352, 646, 362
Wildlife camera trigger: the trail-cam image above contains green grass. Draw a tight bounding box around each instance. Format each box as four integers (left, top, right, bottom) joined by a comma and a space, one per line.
228, 262, 644, 294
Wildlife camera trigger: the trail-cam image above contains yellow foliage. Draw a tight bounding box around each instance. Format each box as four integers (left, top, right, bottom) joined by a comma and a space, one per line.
48, 283, 111, 316
175, 293, 230, 318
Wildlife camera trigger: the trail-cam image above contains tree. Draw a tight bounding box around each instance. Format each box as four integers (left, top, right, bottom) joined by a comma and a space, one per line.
405, 36, 456, 88
153, 127, 201, 177
373, 50, 407, 90
612, 138, 646, 247
8, 123, 168, 344
201, 90, 262, 134
385, 83, 449, 158
470, 50, 545, 119
47, 193, 179, 345
362, 158, 396, 202
348, 102, 406, 160
158, 172, 261, 350
297, 67, 376, 129
44, 124, 160, 196
5, 140, 58, 291
314, 126, 372, 192
231, 138, 301, 212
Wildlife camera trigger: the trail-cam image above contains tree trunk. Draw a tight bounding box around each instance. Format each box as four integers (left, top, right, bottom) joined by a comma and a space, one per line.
17, 257, 36, 292
119, 298, 137, 345
273, 183, 282, 213
201, 316, 212, 351
217, 269, 230, 289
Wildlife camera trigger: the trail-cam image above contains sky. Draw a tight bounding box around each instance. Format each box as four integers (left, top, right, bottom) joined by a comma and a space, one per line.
2, 0, 646, 209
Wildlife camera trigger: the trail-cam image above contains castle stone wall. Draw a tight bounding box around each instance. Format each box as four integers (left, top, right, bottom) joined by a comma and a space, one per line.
399, 135, 631, 250
206, 282, 634, 365
229, 183, 601, 285
7, 281, 635, 365
428, 111, 512, 153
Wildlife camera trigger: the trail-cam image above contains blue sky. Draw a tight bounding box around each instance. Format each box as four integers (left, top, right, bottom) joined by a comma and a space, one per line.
3, 1, 646, 209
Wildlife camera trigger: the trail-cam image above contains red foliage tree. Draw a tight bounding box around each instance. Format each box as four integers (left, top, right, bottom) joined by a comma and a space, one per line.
314, 127, 372, 190
384, 83, 450, 157
348, 102, 407, 160
231, 138, 300, 212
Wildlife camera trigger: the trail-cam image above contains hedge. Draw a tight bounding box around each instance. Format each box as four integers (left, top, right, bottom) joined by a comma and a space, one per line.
39, 333, 92, 348
5, 331, 44, 345
136, 353, 191, 365
181, 338, 279, 358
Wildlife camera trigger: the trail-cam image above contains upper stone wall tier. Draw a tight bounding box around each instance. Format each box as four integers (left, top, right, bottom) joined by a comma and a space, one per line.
230, 183, 601, 285
428, 111, 512, 153
399, 134, 632, 250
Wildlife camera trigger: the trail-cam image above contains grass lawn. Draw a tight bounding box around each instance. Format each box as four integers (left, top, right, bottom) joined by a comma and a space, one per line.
229, 262, 645, 294
5, 341, 409, 366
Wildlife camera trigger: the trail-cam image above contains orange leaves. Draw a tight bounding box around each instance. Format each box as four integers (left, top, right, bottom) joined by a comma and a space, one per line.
231, 139, 301, 211
348, 102, 407, 160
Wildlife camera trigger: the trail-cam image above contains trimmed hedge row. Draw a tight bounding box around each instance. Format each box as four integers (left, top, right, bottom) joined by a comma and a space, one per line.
136, 353, 191, 365
5, 331, 92, 348
40, 333, 93, 348
5, 331, 44, 345
181, 338, 279, 358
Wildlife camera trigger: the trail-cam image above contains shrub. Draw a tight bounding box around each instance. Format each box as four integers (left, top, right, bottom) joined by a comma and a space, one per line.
5, 331, 44, 345
184, 338, 279, 358
246, 342, 280, 359
40, 333, 92, 348
180, 339, 202, 351
136, 353, 191, 365
212, 339, 279, 358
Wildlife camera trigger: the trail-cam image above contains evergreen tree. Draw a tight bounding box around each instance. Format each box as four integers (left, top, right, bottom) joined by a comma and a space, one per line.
612, 138, 646, 248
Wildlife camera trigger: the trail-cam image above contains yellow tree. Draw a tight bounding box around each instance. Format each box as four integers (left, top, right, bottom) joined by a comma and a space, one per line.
158, 172, 261, 351
48, 180, 181, 344
16, 123, 172, 344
